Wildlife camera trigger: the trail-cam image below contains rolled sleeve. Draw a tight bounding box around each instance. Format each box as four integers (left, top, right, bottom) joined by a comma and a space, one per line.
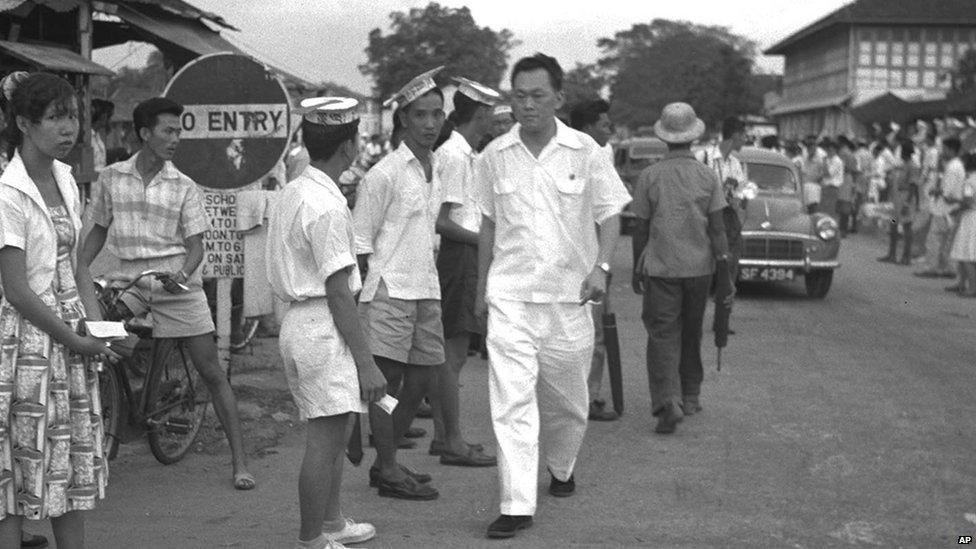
631, 170, 652, 220
0, 189, 26, 250
180, 183, 210, 239
88, 171, 113, 228
436, 150, 464, 206
587, 147, 631, 224
351, 169, 387, 255
474, 155, 495, 221
306, 205, 356, 284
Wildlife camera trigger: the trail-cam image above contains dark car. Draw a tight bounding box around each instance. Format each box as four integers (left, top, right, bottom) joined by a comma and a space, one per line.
735, 147, 841, 298
614, 137, 668, 234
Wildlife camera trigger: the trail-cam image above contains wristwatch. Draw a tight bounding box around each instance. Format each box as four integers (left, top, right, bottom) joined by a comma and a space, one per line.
596, 262, 611, 275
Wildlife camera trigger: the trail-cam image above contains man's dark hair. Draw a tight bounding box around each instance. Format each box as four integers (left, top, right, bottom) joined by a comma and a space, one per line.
720, 116, 745, 140
569, 99, 610, 131
759, 135, 779, 149
943, 136, 962, 155
962, 151, 976, 172
92, 98, 114, 124
433, 117, 455, 151
899, 140, 915, 160
510, 53, 563, 91
133, 97, 183, 140
452, 91, 490, 126
302, 119, 359, 162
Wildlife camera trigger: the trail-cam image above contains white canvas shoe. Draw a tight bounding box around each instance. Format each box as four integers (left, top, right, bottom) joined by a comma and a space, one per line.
322, 517, 376, 545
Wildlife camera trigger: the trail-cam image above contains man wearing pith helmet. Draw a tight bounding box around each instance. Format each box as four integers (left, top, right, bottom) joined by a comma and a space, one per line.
266, 97, 386, 549
428, 76, 501, 467
474, 53, 631, 539
352, 67, 456, 501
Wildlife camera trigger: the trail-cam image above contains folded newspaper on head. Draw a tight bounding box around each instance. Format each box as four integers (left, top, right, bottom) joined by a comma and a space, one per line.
85, 321, 128, 340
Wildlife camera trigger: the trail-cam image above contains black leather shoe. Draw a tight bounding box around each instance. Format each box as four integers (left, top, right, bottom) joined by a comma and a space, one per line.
588, 401, 619, 421
21, 532, 49, 548
486, 514, 533, 539
376, 474, 439, 500
654, 402, 684, 434
368, 464, 432, 487
548, 472, 576, 497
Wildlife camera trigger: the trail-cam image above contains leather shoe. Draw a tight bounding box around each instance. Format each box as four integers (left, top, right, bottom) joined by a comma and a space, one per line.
548, 471, 575, 497
21, 533, 48, 548
588, 401, 618, 421
375, 474, 439, 500
486, 515, 533, 539
368, 464, 431, 487
440, 445, 497, 467
654, 401, 684, 434
404, 426, 426, 438
682, 395, 702, 416
428, 440, 484, 456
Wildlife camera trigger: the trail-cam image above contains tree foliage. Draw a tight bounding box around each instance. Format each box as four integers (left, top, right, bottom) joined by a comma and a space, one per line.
561, 62, 607, 115
360, 3, 518, 101
596, 19, 764, 130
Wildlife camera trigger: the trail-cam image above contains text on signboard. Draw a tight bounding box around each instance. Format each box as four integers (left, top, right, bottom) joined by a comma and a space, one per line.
181, 104, 289, 140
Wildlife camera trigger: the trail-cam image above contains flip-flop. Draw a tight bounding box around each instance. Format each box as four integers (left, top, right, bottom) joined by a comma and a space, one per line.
233, 471, 256, 491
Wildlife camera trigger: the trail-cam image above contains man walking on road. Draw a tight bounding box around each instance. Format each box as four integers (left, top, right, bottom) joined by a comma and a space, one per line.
631, 102, 732, 435
76, 97, 254, 490
570, 99, 620, 422
353, 68, 451, 501
266, 97, 386, 549
474, 53, 631, 539
428, 76, 500, 467
916, 136, 965, 279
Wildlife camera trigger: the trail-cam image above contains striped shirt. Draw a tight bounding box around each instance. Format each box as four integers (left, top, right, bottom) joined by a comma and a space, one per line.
88, 153, 210, 260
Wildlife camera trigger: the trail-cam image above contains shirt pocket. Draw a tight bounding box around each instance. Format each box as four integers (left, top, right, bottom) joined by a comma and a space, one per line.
493, 178, 520, 221
394, 188, 425, 218
554, 176, 585, 217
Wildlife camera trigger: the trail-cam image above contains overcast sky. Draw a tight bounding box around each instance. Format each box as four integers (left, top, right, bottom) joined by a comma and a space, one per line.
95, 0, 853, 95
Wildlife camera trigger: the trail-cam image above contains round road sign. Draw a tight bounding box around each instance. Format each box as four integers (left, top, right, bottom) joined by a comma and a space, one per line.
164, 53, 291, 190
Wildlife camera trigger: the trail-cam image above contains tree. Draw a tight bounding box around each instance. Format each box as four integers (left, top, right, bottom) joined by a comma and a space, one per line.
595, 19, 764, 131
561, 62, 607, 115
360, 3, 518, 101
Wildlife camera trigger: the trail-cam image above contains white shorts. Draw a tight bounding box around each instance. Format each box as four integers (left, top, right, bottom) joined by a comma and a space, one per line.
279, 297, 366, 420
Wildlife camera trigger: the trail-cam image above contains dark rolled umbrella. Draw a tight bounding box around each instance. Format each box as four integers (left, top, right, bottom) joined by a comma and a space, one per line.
346, 414, 364, 466
712, 260, 734, 371
602, 310, 624, 416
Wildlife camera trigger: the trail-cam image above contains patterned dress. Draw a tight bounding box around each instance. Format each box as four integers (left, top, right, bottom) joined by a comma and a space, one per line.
0, 205, 107, 520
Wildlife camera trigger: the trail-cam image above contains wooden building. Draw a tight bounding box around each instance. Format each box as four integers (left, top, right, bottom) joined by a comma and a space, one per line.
765, 0, 976, 139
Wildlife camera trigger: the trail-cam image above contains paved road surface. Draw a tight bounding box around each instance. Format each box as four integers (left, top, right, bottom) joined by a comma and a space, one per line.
38, 231, 974, 548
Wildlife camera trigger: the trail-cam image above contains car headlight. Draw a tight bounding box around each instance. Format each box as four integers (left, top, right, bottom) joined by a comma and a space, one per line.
816, 217, 838, 240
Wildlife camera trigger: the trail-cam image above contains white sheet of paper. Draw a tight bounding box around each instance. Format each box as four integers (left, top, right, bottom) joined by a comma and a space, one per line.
85, 321, 128, 340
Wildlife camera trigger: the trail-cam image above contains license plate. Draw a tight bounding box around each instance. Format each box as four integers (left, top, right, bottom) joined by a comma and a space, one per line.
738, 267, 795, 281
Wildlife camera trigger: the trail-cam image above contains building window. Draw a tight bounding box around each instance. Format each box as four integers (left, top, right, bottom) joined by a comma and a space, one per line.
872, 68, 888, 87
941, 43, 956, 68
889, 70, 904, 88
907, 42, 920, 66
905, 70, 919, 87
859, 40, 872, 66
891, 42, 904, 66
923, 70, 937, 87
925, 42, 938, 66
874, 42, 888, 65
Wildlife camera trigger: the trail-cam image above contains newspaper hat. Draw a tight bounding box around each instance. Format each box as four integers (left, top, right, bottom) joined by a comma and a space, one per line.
383, 66, 444, 109
452, 76, 501, 106
300, 97, 360, 126
493, 104, 513, 116
653, 102, 705, 144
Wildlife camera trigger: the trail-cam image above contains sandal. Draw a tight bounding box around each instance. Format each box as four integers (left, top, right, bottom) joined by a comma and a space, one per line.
233, 471, 256, 491
439, 445, 497, 467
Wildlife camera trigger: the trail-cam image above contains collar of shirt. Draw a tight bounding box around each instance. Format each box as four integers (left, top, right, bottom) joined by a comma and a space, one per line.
393, 140, 438, 173
0, 150, 78, 220
446, 130, 474, 157
664, 149, 697, 161
113, 151, 181, 184
303, 164, 345, 202
495, 119, 584, 155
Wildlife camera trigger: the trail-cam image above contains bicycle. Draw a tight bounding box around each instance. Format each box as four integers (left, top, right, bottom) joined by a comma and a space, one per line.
92, 270, 211, 465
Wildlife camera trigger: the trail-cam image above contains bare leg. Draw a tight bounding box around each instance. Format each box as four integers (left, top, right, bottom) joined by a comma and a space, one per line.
299, 414, 348, 542
429, 335, 469, 453
183, 334, 251, 482
369, 356, 406, 480
51, 511, 85, 549
0, 515, 23, 549
392, 364, 435, 442
321, 443, 346, 529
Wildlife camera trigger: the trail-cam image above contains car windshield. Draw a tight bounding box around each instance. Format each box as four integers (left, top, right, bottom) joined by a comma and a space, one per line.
746, 163, 797, 193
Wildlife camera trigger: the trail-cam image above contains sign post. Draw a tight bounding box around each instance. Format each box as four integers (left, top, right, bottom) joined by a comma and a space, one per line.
163, 53, 291, 366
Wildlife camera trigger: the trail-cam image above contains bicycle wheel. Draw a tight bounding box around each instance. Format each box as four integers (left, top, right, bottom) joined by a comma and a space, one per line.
145, 339, 209, 465
97, 361, 122, 461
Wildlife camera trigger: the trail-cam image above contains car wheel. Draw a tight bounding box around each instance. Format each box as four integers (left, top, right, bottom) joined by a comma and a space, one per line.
805, 269, 833, 298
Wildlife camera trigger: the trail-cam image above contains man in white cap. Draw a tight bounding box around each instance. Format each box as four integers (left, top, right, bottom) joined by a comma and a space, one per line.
267, 97, 387, 549
630, 102, 732, 435
352, 67, 453, 500
427, 76, 500, 467
490, 104, 515, 139
474, 53, 631, 539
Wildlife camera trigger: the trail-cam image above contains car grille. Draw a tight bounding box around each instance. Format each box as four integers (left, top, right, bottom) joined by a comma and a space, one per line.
742, 238, 805, 260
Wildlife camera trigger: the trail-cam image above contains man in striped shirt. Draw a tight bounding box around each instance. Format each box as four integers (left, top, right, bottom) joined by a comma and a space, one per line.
76, 97, 254, 491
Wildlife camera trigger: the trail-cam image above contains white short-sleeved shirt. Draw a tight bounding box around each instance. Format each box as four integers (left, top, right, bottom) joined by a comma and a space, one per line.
435, 130, 480, 233
0, 151, 83, 295
824, 155, 844, 188
352, 142, 459, 302
931, 157, 966, 217
475, 120, 631, 303
265, 166, 360, 302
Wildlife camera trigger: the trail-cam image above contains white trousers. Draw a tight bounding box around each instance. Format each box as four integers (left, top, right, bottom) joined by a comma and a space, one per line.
486, 299, 592, 516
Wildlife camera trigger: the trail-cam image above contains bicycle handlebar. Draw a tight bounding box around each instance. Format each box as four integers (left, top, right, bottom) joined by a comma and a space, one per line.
112, 270, 190, 301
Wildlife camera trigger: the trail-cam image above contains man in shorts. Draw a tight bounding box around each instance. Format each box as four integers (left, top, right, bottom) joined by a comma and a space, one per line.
429, 76, 500, 466
266, 97, 387, 549
352, 68, 453, 500
76, 97, 254, 490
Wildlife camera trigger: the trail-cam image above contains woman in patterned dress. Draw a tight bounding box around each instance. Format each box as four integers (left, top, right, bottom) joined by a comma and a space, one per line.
0, 72, 120, 548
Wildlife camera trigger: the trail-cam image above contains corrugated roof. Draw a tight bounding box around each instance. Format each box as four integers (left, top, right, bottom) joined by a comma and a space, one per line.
120, 0, 237, 30
114, 2, 241, 57
765, 0, 976, 55
0, 39, 114, 75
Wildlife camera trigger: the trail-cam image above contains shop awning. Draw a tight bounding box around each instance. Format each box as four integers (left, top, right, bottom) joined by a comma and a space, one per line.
111, 2, 241, 57
768, 93, 850, 116
0, 40, 114, 75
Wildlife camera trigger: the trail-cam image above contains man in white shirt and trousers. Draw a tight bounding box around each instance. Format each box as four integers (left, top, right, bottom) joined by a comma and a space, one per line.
475, 53, 631, 539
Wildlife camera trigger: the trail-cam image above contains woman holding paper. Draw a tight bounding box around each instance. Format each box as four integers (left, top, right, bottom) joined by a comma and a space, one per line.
0, 72, 120, 549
